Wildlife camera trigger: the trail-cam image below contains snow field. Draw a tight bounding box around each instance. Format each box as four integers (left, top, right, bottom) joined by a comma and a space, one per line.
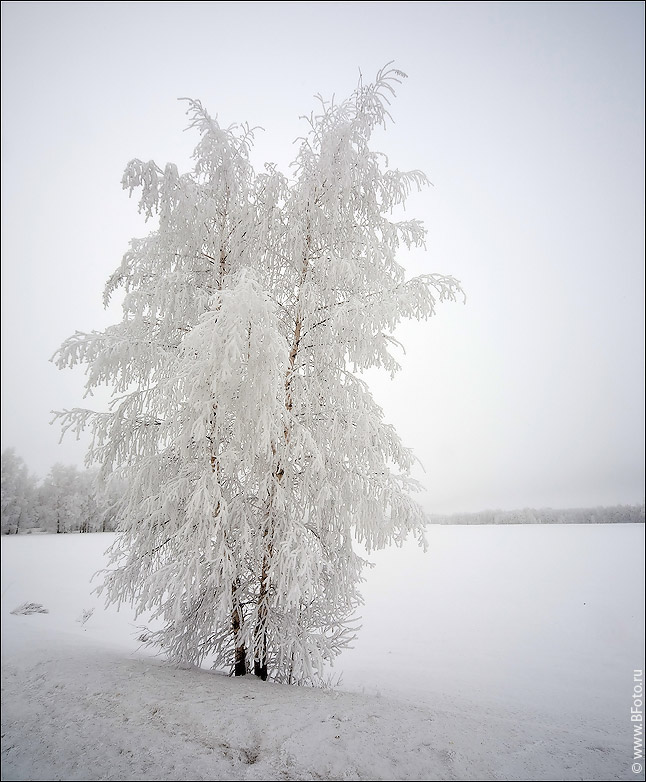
2, 523, 644, 780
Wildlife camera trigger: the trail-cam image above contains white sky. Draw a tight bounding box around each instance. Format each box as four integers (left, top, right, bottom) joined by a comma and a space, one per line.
1, 1, 644, 514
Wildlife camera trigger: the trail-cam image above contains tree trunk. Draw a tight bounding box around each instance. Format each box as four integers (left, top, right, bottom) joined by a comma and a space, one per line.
235, 647, 247, 676
254, 543, 270, 681
232, 581, 246, 676
252, 230, 311, 682
253, 659, 268, 680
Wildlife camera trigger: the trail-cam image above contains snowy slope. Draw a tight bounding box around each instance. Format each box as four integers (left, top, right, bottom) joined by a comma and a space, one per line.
2, 525, 644, 781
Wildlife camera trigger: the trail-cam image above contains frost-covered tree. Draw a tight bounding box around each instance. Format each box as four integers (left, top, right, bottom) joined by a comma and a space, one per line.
1, 448, 37, 534
95, 474, 125, 533
39, 463, 86, 534
53, 65, 463, 683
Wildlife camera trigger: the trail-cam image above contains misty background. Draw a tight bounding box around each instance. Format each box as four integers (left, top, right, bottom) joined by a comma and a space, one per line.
1, 1, 644, 514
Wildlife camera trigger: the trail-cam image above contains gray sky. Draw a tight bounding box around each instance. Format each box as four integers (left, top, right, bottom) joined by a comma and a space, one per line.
1, 1, 644, 513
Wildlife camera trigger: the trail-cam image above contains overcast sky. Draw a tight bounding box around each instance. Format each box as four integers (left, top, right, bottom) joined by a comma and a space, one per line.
1, 1, 644, 514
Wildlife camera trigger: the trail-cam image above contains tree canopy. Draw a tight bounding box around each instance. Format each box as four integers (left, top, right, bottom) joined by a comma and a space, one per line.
53, 65, 464, 684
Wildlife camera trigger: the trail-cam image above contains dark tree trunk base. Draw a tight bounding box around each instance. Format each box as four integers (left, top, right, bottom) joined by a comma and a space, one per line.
234, 660, 247, 676
254, 660, 268, 681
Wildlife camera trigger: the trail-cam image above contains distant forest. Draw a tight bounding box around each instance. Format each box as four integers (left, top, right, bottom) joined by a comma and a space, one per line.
429, 505, 644, 525
1, 448, 121, 535
2, 447, 644, 534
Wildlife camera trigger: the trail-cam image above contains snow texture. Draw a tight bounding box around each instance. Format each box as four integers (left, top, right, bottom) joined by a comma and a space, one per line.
2, 524, 644, 781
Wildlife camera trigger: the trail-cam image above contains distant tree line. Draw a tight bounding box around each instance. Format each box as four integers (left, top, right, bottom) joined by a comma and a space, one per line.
429, 505, 645, 525
3, 446, 643, 534
1, 448, 122, 534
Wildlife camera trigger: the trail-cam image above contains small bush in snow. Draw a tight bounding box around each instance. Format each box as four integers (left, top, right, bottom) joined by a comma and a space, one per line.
77, 608, 95, 625
11, 601, 49, 615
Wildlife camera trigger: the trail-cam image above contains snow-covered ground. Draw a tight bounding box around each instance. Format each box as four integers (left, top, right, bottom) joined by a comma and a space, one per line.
2, 524, 644, 781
